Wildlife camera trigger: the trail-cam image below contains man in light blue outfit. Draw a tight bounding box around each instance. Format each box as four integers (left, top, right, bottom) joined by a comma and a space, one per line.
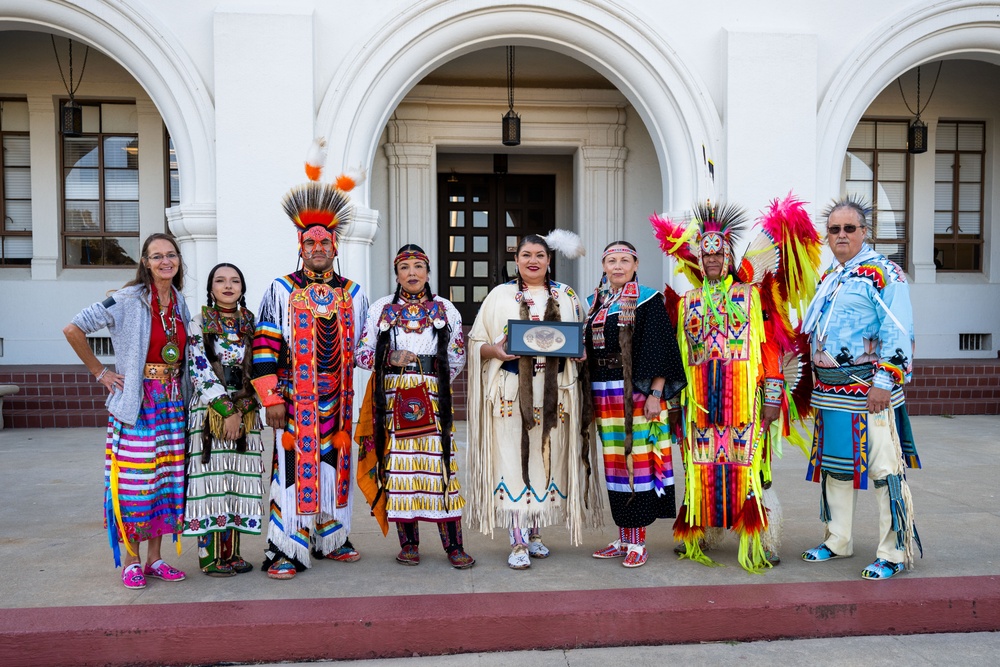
799, 197, 921, 580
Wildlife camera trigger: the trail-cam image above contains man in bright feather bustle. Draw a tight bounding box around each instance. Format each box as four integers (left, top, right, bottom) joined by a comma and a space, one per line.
250, 139, 370, 579
651, 196, 820, 573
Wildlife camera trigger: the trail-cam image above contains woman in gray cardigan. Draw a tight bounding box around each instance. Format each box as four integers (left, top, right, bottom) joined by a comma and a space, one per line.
64, 233, 192, 590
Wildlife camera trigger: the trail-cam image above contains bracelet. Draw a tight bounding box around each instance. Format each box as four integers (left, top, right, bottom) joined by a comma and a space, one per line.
95, 367, 109, 382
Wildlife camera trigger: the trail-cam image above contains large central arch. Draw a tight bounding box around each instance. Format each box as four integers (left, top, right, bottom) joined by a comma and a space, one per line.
316, 0, 722, 214
817, 0, 1000, 201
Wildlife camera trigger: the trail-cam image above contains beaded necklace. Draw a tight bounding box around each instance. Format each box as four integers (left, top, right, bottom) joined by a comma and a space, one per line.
153, 288, 181, 363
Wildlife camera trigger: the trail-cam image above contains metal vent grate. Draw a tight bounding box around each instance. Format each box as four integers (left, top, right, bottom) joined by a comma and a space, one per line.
88, 337, 115, 357
959, 333, 991, 351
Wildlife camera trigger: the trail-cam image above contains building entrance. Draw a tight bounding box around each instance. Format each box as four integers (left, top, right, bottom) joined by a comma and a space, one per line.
436, 173, 556, 322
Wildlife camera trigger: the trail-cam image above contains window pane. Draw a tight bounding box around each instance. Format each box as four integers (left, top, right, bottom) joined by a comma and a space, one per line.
65, 237, 103, 265
473, 236, 488, 253
447, 185, 465, 203
450, 286, 465, 303
3, 167, 31, 198
3, 237, 31, 261
105, 201, 139, 233
81, 105, 100, 133
449, 235, 465, 252
934, 183, 952, 210
876, 182, 905, 211
527, 209, 543, 225
933, 211, 952, 235
505, 210, 520, 228
957, 124, 984, 151
472, 186, 487, 203
2, 136, 30, 166
958, 153, 982, 182
527, 186, 544, 203
849, 121, 875, 149
449, 211, 465, 228
506, 235, 518, 252
506, 260, 516, 278
473, 261, 488, 278
873, 243, 905, 266
873, 212, 906, 240
936, 122, 956, 150
103, 237, 139, 265
505, 186, 522, 203
877, 153, 906, 181
65, 201, 101, 232
169, 172, 180, 203
0, 101, 29, 131
105, 170, 138, 200
168, 137, 178, 170
844, 151, 874, 180
876, 123, 907, 149
449, 261, 465, 278
3, 200, 31, 231
473, 210, 488, 228
934, 154, 954, 181
64, 137, 99, 167
103, 136, 138, 169
957, 212, 981, 236
65, 168, 99, 199
958, 183, 981, 211
845, 182, 872, 205
473, 286, 488, 302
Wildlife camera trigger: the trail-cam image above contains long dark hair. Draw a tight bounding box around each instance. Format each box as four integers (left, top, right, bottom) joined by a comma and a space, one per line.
125, 233, 184, 292
206, 262, 248, 309
373, 244, 454, 498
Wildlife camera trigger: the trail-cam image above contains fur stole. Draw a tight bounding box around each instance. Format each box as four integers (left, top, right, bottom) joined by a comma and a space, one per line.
518, 285, 562, 491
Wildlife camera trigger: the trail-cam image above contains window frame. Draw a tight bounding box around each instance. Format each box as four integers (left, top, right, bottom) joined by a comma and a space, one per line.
0, 97, 32, 267
844, 118, 912, 271
59, 99, 140, 269
933, 119, 985, 273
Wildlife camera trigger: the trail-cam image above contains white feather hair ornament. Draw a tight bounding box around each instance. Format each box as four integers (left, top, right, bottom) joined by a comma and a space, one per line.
304, 137, 327, 182
543, 228, 586, 259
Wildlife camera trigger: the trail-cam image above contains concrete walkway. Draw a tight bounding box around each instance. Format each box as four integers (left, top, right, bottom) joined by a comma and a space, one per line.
0, 416, 998, 665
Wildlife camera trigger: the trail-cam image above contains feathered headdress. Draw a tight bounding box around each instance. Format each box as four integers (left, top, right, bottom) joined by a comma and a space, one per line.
282, 137, 367, 248
649, 201, 747, 285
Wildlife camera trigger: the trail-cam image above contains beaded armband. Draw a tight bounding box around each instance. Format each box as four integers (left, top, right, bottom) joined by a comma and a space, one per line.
209, 396, 237, 418
763, 378, 784, 407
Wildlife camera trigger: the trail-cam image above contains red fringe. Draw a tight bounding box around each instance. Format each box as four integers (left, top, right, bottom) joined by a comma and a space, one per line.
673, 504, 706, 542
732, 495, 768, 537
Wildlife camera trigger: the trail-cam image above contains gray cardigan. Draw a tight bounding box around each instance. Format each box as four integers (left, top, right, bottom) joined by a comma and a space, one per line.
72, 284, 192, 426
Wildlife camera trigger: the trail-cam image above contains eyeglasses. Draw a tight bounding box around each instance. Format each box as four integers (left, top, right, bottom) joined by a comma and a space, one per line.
146, 253, 179, 262
826, 225, 860, 235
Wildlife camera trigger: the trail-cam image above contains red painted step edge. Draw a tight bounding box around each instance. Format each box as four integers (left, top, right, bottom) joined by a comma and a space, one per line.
1, 576, 998, 667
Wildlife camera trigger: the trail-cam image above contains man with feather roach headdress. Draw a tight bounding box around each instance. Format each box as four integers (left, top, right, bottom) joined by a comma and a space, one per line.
650, 194, 820, 573
250, 139, 369, 580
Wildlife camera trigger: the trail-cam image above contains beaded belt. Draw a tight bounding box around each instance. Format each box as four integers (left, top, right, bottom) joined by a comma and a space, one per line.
391, 355, 438, 375
144, 362, 182, 380
813, 363, 874, 386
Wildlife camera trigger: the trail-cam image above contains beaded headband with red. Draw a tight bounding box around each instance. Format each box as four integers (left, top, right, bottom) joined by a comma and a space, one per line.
602, 245, 638, 260
394, 249, 430, 268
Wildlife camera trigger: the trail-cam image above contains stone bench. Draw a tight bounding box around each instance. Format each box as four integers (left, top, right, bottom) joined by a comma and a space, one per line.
0, 384, 20, 430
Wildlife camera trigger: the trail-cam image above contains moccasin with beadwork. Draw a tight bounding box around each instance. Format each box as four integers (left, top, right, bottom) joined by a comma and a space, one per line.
144, 560, 186, 582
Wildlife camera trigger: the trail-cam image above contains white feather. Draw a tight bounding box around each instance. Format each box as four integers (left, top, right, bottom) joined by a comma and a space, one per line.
543, 228, 586, 259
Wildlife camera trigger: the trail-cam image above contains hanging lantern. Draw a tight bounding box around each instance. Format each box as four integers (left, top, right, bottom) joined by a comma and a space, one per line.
61, 100, 83, 137
501, 46, 521, 147
907, 117, 927, 154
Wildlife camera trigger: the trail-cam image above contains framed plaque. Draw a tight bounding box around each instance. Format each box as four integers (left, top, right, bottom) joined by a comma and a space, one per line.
505, 319, 584, 358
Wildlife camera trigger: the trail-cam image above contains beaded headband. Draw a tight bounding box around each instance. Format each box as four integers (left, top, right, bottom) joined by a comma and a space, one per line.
394, 249, 430, 268
602, 245, 638, 260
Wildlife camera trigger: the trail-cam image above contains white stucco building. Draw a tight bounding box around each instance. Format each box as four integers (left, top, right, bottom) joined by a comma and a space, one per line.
1, 0, 998, 368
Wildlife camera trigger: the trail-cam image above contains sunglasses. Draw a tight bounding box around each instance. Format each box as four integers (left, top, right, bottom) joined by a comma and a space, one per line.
826, 225, 860, 235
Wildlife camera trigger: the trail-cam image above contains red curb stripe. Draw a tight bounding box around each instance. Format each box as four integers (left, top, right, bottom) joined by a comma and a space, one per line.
1, 576, 998, 667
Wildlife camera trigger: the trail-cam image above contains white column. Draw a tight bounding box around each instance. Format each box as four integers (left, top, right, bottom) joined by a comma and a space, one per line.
910, 119, 937, 284
577, 145, 628, 290
383, 137, 434, 260
27, 95, 59, 280
136, 98, 166, 244
338, 204, 380, 292
167, 203, 217, 307
213, 3, 315, 318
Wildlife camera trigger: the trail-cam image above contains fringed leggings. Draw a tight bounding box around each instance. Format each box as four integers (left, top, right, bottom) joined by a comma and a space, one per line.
396, 519, 466, 555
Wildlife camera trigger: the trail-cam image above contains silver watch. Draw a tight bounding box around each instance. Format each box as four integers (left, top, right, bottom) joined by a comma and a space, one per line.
650, 388, 663, 399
